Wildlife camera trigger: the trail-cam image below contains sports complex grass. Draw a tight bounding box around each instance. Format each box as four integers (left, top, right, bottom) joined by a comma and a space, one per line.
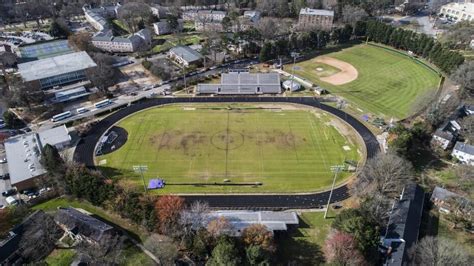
287, 44, 441, 119
97, 104, 361, 193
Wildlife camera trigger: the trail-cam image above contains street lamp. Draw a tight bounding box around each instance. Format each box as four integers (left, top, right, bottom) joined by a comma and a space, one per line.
133, 165, 148, 193
324, 164, 345, 219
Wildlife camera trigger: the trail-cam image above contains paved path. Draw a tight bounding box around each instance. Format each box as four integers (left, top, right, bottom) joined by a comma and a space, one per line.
73, 97, 380, 209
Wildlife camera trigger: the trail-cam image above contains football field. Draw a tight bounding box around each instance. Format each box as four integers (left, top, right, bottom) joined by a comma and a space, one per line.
287, 44, 441, 119
97, 104, 362, 193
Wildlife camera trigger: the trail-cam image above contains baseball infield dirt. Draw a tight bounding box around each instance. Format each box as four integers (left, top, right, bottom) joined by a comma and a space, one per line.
315, 57, 358, 85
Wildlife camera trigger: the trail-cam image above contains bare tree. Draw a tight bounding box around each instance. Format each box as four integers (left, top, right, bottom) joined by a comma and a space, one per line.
451, 61, 474, 95
117, 2, 152, 33
460, 115, 474, 142
353, 152, 414, 198
425, 93, 460, 128
144, 234, 178, 265
342, 5, 368, 26
178, 201, 209, 246
86, 52, 116, 92
408, 236, 472, 266
76, 233, 126, 264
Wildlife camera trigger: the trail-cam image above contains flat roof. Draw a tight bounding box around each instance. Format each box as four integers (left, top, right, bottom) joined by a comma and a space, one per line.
19, 40, 73, 60
170, 45, 203, 63
300, 8, 334, 16
18, 51, 97, 82
5, 126, 71, 185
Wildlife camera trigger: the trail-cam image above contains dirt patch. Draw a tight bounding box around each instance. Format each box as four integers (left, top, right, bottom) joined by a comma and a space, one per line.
315, 57, 358, 85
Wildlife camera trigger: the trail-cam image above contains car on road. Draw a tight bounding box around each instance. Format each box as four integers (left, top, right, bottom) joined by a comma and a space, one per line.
2, 189, 16, 197
0, 204, 5, 209
0, 158, 6, 164
1, 173, 10, 180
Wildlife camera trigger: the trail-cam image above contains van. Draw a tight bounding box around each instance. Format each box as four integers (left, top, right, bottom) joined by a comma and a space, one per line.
76, 107, 88, 114
6, 196, 17, 206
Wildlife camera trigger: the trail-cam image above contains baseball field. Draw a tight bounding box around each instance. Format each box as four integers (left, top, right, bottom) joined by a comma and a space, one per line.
96, 103, 362, 194
286, 44, 441, 119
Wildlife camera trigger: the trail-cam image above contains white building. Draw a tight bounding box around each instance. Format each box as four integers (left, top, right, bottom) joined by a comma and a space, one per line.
431, 129, 455, 150
82, 4, 120, 31
92, 28, 152, 53
243, 10, 261, 22
5, 125, 71, 191
282, 79, 302, 92
183, 10, 226, 22
451, 141, 474, 165
297, 8, 334, 31
439, 2, 474, 22
153, 20, 183, 35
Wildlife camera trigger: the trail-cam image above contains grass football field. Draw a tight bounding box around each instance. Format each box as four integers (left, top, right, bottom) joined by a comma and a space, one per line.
97, 104, 361, 194
286, 44, 441, 119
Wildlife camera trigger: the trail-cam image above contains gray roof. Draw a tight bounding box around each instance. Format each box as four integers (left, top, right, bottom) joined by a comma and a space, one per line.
453, 141, 474, 155
282, 79, 302, 91
5, 126, 71, 185
55, 207, 114, 242
205, 211, 298, 234
197, 72, 281, 94
18, 51, 97, 82
431, 186, 459, 202
434, 129, 454, 141
384, 183, 424, 266
170, 45, 203, 63
300, 8, 334, 17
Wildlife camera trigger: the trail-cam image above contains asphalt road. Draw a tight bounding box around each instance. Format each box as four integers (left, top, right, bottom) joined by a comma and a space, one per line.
73, 97, 380, 209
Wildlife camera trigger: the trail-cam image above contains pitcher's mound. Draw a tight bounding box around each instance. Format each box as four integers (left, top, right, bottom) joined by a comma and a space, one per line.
316, 57, 358, 85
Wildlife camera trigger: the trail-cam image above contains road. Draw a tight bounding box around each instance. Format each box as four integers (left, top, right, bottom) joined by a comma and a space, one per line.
73, 96, 380, 209
35, 58, 257, 131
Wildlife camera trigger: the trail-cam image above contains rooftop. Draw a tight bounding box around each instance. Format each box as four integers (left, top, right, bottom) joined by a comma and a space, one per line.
170, 45, 203, 63
54, 207, 114, 242
453, 141, 474, 155
431, 186, 459, 202
300, 8, 334, 17
221, 72, 280, 85
5, 126, 71, 185
434, 129, 454, 141
18, 51, 97, 82
441, 2, 474, 13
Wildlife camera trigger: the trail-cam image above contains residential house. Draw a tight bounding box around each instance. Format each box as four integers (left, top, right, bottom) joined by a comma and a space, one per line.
54, 207, 115, 244
439, 2, 474, 22
297, 8, 334, 31
243, 10, 261, 23
431, 129, 455, 150
451, 141, 474, 165
382, 183, 425, 266
92, 28, 152, 53
153, 20, 184, 35
431, 186, 471, 214
168, 45, 203, 67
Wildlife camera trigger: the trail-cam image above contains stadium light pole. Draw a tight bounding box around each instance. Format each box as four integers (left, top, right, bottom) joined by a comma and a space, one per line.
133, 165, 148, 193
290, 52, 299, 92
325, 164, 345, 219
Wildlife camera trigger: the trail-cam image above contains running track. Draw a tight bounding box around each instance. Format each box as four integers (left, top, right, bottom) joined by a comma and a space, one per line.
74, 97, 380, 209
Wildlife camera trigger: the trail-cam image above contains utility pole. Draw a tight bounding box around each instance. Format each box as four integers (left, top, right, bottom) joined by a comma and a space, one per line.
133, 165, 148, 193
290, 52, 299, 92
325, 164, 345, 219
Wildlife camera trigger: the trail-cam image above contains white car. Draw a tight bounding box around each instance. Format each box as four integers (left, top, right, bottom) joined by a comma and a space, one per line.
6, 196, 18, 206
0, 158, 6, 164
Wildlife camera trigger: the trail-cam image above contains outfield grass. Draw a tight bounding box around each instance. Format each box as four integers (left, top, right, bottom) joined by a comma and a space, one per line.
291, 60, 340, 78
97, 103, 361, 193
287, 44, 441, 119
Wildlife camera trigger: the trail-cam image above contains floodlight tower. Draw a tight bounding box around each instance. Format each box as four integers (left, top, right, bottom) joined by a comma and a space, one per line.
290, 52, 299, 92
324, 164, 345, 219
133, 165, 148, 193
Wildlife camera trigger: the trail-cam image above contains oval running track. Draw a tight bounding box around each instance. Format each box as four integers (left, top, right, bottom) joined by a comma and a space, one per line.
74, 97, 380, 209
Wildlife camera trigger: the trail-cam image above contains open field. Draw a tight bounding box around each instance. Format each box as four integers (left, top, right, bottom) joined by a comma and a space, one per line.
97, 103, 361, 193
152, 34, 203, 53
286, 44, 441, 119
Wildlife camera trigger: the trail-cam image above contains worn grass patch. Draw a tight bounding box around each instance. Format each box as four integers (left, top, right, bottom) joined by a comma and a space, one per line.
97, 103, 361, 194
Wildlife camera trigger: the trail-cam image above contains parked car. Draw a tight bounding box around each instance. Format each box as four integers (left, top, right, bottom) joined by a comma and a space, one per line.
2, 189, 16, 197
1, 173, 10, 180
6, 196, 18, 206
0, 158, 7, 164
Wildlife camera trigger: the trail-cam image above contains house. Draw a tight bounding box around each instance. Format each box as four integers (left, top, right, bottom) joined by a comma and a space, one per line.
168, 45, 203, 67
431, 129, 455, 150
439, 2, 474, 22
4, 125, 71, 191
197, 71, 281, 95
243, 10, 261, 23
17, 51, 97, 90
153, 20, 183, 35
0, 210, 63, 265
382, 183, 425, 266
431, 186, 471, 214
203, 211, 299, 236
463, 105, 474, 116
297, 8, 334, 31
54, 207, 115, 244
451, 141, 474, 165
282, 79, 302, 92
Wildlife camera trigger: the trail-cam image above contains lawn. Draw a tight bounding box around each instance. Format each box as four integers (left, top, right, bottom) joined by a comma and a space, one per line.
287, 44, 441, 119
97, 103, 361, 194
152, 34, 204, 53
278, 211, 334, 264
45, 249, 76, 266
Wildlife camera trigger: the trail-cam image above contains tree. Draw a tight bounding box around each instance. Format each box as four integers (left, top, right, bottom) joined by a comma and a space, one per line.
117, 2, 152, 33
178, 201, 209, 247
155, 195, 185, 234
2, 111, 23, 129
87, 52, 116, 92
144, 234, 178, 265
259, 42, 274, 62
323, 230, 366, 265
207, 216, 232, 238
40, 144, 65, 176
342, 5, 368, 27
167, 14, 181, 33
409, 236, 471, 265
76, 233, 126, 264
440, 21, 474, 50
241, 224, 275, 252
332, 208, 380, 260
207, 236, 241, 266
49, 18, 70, 38
460, 115, 474, 142
221, 16, 232, 32
68, 32, 95, 52
425, 93, 460, 128
451, 61, 474, 95
245, 244, 271, 265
